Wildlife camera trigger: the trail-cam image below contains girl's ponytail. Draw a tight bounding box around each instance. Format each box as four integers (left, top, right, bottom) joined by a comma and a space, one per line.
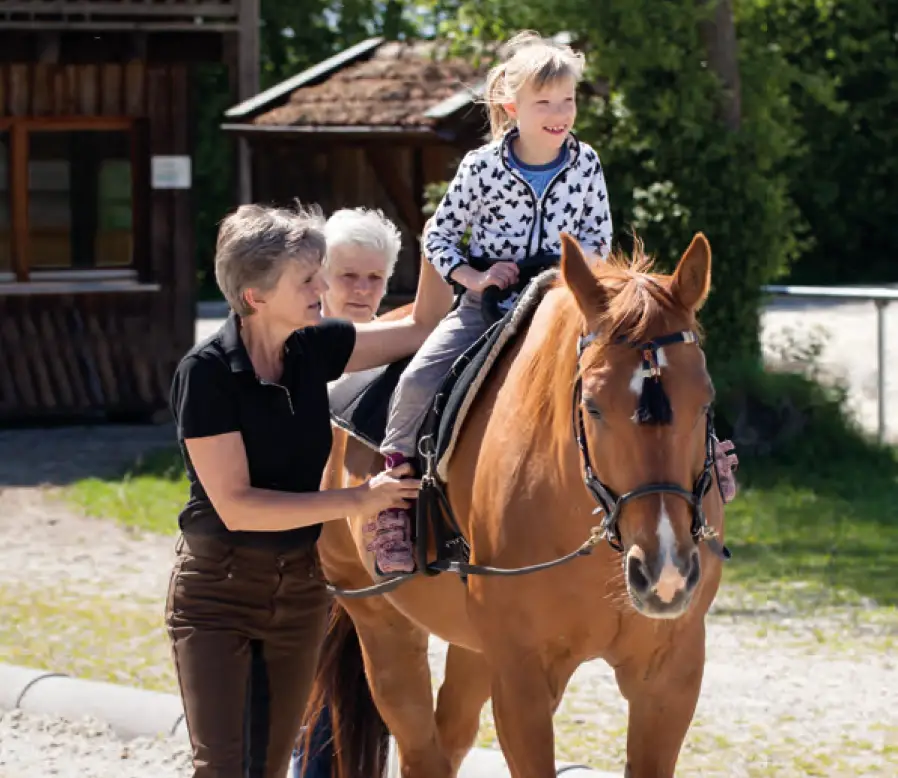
484, 62, 514, 140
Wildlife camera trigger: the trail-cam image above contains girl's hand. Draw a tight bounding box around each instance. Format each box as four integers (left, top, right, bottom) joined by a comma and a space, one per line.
474, 261, 519, 292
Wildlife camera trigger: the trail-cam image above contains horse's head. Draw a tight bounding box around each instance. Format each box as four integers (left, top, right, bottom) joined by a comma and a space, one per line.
561, 231, 717, 620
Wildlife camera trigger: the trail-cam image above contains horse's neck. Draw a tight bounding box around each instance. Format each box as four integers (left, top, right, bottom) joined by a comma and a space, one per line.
509, 291, 587, 487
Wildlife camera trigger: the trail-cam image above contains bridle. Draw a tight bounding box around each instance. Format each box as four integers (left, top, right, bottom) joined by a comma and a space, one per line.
572, 329, 731, 561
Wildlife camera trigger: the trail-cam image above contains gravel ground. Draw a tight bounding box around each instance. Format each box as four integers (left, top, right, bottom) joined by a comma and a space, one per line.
1, 299, 896, 777
1, 436, 896, 777
0, 710, 192, 778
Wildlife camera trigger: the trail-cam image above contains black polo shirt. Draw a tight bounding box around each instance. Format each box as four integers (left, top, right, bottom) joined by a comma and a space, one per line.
169, 312, 356, 550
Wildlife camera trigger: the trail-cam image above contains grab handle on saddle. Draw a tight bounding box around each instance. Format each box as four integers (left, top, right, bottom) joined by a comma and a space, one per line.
478, 252, 562, 326
481, 284, 507, 326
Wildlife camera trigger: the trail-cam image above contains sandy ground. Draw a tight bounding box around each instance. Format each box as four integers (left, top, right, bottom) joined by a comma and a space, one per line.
1, 297, 896, 777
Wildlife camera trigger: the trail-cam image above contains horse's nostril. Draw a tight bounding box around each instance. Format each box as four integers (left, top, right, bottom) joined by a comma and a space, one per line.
627, 555, 651, 594
685, 549, 701, 590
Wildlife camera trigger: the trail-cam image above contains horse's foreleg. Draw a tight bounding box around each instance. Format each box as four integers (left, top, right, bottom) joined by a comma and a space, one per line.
488, 655, 559, 778
434, 644, 493, 774
346, 600, 453, 778
615, 624, 706, 778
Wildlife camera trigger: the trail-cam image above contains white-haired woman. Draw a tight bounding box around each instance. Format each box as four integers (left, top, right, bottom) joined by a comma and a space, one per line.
321, 206, 402, 322
166, 202, 443, 778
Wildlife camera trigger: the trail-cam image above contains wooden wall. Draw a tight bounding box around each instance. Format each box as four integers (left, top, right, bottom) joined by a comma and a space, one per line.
0, 291, 173, 421
250, 139, 468, 299
0, 61, 195, 422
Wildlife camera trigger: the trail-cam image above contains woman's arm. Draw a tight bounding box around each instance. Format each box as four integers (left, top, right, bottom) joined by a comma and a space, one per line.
343, 316, 427, 374
344, 239, 455, 373
185, 432, 420, 532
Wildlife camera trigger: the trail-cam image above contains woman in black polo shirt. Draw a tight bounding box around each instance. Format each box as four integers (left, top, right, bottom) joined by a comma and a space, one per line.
166, 203, 434, 778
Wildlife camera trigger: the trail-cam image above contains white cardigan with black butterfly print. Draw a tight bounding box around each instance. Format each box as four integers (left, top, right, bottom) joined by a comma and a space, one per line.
423, 128, 613, 283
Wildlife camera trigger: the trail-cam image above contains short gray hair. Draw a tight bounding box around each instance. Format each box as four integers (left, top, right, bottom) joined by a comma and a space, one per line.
323, 207, 402, 279
215, 202, 326, 316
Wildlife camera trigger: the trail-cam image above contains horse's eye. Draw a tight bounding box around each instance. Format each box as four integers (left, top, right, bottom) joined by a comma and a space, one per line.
585, 400, 602, 420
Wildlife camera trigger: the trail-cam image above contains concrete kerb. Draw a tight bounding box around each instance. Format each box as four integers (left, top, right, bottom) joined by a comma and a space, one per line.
0, 663, 184, 741
0, 662, 618, 777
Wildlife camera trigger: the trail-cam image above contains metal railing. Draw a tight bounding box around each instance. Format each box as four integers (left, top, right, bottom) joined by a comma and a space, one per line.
762, 284, 898, 444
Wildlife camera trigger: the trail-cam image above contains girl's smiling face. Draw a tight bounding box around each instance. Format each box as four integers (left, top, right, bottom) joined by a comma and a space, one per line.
506, 75, 578, 154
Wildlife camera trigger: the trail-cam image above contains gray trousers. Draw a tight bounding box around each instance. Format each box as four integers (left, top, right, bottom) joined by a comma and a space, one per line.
381, 291, 489, 458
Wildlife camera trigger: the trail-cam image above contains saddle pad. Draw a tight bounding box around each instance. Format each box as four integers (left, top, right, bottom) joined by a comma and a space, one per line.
426, 268, 560, 481
328, 358, 412, 451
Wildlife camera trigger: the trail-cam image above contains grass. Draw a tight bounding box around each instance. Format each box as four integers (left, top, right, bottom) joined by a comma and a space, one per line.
63, 446, 186, 537
0, 582, 177, 694
712, 361, 898, 610
721, 442, 898, 608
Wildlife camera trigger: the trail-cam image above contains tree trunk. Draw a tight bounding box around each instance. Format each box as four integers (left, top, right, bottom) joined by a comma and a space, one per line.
698, 0, 742, 131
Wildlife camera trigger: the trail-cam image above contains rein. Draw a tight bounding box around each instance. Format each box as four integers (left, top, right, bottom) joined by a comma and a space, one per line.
326, 325, 730, 600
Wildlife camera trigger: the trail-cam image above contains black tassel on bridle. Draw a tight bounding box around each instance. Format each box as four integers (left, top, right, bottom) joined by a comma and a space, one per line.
633, 347, 673, 425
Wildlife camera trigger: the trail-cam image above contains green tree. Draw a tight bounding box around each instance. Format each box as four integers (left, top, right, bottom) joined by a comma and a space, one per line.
743, 0, 898, 285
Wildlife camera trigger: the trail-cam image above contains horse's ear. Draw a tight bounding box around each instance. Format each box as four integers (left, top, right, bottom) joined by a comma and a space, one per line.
560, 233, 606, 321
671, 232, 712, 311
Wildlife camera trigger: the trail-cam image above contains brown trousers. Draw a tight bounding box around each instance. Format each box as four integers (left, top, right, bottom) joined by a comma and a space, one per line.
165, 532, 331, 778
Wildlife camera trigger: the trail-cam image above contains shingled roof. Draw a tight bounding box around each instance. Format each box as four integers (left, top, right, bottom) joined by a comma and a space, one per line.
251, 40, 489, 130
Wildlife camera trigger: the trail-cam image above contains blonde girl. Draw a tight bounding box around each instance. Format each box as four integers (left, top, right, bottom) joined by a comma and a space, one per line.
370, 30, 614, 574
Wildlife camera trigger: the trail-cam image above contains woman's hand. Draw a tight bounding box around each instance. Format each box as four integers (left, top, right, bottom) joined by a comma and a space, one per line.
356, 463, 423, 514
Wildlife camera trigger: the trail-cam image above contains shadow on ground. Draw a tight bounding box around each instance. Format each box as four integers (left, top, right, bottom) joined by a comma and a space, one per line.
0, 424, 176, 487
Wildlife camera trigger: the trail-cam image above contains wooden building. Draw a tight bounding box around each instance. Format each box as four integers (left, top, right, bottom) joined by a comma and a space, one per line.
221, 38, 490, 300
0, 0, 259, 424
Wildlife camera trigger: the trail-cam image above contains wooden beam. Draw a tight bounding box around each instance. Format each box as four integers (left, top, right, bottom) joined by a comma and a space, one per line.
10, 122, 30, 282
0, 21, 239, 32
129, 31, 149, 61
364, 147, 423, 236
0, 2, 240, 18
236, 0, 259, 204
16, 116, 133, 131
37, 32, 60, 64
130, 118, 152, 284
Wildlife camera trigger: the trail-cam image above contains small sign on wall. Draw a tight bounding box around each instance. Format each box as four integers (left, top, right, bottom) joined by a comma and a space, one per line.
151, 156, 192, 190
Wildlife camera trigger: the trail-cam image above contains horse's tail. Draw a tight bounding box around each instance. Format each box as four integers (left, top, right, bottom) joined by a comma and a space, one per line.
297, 603, 390, 778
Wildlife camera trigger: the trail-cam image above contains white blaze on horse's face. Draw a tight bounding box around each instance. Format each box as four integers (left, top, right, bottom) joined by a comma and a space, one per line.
628, 346, 669, 398
653, 498, 688, 605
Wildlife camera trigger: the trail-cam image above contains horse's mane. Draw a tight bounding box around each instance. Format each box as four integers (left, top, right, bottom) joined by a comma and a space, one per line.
516, 241, 700, 440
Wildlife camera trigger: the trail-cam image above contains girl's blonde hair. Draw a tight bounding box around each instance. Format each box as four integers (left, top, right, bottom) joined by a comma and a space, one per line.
483, 31, 586, 140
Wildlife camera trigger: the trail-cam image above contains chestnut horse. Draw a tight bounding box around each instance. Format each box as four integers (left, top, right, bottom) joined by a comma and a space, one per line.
306, 232, 727, 778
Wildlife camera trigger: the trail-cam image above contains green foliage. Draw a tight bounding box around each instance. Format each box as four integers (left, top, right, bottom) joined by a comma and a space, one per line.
742, 1, 898, 284
65, 447, 185, 536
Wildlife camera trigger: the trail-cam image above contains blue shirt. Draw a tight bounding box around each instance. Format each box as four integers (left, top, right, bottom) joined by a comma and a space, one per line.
508, 144, 569, 198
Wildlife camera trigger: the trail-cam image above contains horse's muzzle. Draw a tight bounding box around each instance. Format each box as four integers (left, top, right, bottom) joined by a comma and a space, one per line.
625, 547, 701, 619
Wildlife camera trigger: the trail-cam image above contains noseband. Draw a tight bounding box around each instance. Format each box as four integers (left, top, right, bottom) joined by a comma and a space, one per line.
572, 329, 731, 561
